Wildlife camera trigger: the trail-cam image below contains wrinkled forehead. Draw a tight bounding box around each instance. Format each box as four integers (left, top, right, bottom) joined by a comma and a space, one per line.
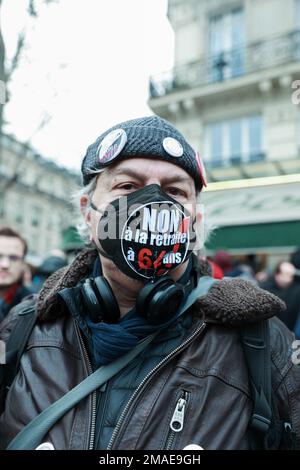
97, 156, 197, 189
81, 120, 207, 191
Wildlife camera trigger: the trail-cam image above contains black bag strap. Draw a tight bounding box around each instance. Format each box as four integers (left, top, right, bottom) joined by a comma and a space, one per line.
240, 320, 272, 449
7, 333, 156, 450
3, 305, 37, 393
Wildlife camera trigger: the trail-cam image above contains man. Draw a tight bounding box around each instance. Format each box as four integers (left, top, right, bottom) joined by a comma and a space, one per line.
260, 261, 300, 331
0, 116, 299, 450
0, 227, 32, 325
31, 251, 67, 292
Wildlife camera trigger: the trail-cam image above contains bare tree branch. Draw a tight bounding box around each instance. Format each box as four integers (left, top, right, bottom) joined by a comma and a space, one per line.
29, 0, 58, 17
29, 112, 52, 139
5, 31, 25, 82
0, 0, 58, 138
28, 0, 37, 17
0, 18, 5, 84
0, 0, 6, 139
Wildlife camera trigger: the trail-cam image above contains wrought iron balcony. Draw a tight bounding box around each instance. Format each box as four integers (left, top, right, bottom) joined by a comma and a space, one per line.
149, 29, 300, 99
205, 152, 266, 170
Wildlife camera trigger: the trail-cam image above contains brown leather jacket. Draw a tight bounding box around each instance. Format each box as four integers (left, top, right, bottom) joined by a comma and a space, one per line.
0, 250, 299, 450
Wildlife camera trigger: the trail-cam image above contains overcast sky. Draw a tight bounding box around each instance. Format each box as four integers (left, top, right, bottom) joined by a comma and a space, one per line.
3, 0, 174, 172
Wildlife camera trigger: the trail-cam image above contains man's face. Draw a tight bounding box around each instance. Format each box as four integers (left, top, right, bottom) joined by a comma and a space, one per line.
81, 157, 200, 284
275, 262, 295, 289
88, 157, 197, 240
0, 236, 25, 288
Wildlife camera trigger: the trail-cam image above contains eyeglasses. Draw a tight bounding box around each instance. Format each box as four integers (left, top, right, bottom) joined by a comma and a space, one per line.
0, 254, 23, 263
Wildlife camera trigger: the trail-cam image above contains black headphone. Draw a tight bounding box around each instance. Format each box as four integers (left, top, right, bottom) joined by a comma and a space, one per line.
80, 257, 199, 325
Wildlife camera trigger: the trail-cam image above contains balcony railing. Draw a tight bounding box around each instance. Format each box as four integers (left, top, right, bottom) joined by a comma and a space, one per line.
149, 29, 300, 99
205, 152, 266, 170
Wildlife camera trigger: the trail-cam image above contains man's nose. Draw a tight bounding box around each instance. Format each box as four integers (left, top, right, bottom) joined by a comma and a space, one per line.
146, 178, 161, 187
0, 256, 10, 269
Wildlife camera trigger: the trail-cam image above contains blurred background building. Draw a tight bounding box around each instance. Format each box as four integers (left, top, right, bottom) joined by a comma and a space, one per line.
149, 0, 300, 268
0, 133, 81, 263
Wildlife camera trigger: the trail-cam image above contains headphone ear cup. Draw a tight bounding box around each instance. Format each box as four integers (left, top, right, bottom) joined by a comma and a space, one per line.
81, 278, 103, 323
93, 276, 120, 323
136, 278, 185, 324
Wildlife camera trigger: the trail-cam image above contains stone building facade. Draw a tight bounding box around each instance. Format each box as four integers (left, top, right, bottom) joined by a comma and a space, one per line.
0, 134, 80, 261
149, 0, 300, 261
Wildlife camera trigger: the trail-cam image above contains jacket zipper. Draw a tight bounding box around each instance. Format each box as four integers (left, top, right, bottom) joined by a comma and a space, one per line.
107, 321, 206, 450
94, 381, 110, 448
74, 323, 97, 450
165, 391, 189, 450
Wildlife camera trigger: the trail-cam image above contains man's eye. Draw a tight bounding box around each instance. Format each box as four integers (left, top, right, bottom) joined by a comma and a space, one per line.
117, 183, 137, 191
166, 187, 186, 197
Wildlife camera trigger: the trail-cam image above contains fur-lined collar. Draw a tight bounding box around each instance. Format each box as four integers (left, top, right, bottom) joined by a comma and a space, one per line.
36, 249, 98, 322
36, 249, 285, 325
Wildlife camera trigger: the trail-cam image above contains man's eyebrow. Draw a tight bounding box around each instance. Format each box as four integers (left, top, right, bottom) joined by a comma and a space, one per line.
107, 167, 192, 185
107, 167, 145, 180
161, 175, 192, 185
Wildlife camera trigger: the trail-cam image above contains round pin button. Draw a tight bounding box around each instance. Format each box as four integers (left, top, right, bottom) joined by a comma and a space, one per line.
183, 444, 204, 450
35, 442, 55, 450
162, 137, 183, 157
97, 128, 127, 164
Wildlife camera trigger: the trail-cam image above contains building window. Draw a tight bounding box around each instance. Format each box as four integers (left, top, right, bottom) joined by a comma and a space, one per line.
248, 115, 262, 160
30, 236, 38, 256
31, 205, 41, 227
229, 118, 242, 164
209, 8, 245, 82
2, 135, 13, 149
15, 214, 23, 225
210, 122, 223, 163
294, 0, 300, 60
205, 115, 264, 166
47, 217, 53, 230
296, 0, 300, 28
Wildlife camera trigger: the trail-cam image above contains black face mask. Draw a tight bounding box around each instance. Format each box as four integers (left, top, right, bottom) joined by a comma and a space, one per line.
93, 184, 196, 281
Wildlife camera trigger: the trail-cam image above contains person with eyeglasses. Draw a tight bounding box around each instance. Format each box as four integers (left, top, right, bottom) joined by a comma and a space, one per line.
0, 227, 32, 326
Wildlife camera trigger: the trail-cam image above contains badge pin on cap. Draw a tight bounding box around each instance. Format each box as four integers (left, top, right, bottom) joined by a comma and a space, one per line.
97, 128, 127, 165
162, 137, 184, 158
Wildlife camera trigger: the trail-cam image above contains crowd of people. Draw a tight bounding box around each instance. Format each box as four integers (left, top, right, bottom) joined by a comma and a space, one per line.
2, 226, 300, 339
207, 250, 300, 338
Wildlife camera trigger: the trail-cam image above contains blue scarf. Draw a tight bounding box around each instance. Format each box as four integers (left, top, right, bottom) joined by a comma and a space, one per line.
79, 258, 192, 367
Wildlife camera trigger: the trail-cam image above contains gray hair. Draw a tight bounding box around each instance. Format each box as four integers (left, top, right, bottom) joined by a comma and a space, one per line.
72, 176, 98, 245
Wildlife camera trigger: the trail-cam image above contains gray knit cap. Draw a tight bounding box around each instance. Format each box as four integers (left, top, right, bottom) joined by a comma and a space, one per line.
81, 115, 206, 190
